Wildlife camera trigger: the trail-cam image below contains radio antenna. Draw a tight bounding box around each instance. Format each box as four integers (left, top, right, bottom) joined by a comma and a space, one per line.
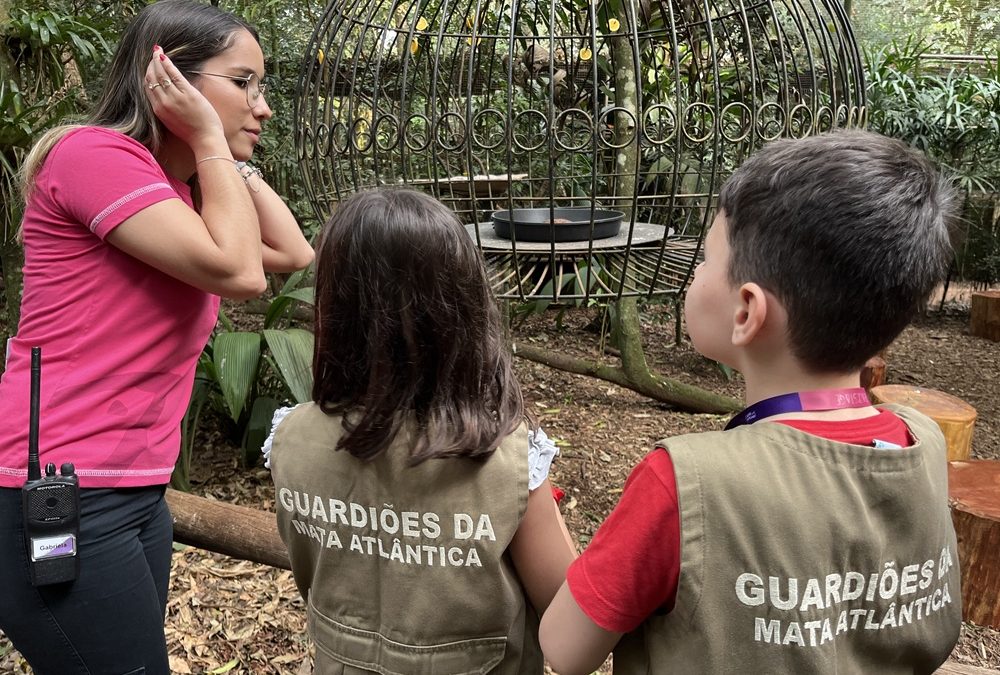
27, 347, 41, 481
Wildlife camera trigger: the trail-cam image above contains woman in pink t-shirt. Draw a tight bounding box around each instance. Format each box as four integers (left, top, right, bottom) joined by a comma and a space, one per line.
0, 2, 313, 673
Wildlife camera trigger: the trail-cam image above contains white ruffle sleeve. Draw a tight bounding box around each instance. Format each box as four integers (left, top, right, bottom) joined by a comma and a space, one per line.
262, 405, 300, 469
527, 426, 559, 491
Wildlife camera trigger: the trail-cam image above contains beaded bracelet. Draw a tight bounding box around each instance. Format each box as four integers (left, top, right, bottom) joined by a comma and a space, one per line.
235, 161, 263, 193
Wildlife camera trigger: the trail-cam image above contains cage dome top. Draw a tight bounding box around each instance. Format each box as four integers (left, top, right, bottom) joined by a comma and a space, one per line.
296, 0, 865, 300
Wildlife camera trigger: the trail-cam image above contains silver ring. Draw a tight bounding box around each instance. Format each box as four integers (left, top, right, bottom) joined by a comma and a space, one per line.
147, 82, 161, 90
159, 78, 172, 88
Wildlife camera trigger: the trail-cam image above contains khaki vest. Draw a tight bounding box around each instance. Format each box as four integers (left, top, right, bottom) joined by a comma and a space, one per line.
270, 404, 543, 675
614, 404, 961, 675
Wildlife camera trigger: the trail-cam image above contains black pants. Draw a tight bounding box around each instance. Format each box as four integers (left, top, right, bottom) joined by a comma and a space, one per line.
0, 485, 172, 675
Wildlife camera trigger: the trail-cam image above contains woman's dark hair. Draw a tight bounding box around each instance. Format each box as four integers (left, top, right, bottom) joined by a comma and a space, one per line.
313, 188, 524, 465
22, 0, 257, 196
89, 0, 258, 152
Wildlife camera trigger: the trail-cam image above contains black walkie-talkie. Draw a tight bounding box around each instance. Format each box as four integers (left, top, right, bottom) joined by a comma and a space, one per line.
22, 347, 80, 586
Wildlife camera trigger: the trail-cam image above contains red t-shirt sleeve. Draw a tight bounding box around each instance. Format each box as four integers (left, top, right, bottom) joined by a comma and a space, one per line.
44, 127, 183, 240
566, 448, 681, 633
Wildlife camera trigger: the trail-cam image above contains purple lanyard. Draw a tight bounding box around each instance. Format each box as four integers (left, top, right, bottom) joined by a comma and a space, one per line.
724, 388, 871, 431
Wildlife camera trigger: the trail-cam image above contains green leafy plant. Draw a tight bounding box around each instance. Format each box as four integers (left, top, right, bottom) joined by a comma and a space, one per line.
1, 4, 113, 351
170, 270, 316, 489
866, 39, 1000, 286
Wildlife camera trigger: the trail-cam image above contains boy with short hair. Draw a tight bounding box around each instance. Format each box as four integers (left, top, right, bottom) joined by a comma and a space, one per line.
540, 130, 962, 675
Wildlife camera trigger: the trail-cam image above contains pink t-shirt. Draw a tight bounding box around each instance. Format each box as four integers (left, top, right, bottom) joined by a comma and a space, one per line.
0, 127, 220, 488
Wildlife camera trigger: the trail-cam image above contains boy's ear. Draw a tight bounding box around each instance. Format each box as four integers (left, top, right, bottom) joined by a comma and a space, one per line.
731, 282, 769, 346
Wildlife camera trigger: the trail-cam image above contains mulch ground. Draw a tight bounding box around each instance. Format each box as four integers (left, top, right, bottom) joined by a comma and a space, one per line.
1, 287, 998, 673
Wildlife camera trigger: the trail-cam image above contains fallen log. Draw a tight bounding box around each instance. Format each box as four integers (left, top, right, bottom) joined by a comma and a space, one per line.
936, 661, 1000, 674
165, 488, 290, 571
948, 460, 1000, 629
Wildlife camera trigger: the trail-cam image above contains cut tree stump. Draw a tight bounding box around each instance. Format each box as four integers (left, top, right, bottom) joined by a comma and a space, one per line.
166, 488, 290, 570
970, 291, 1000, 342
860, 355, 887, 391
948, 460, 1000, 629
869, 385, 977, 461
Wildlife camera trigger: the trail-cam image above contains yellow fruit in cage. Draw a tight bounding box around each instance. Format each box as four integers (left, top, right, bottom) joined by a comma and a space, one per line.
317, 48, 324, 64
416, 17, 428, 31
580, 47, 593, 61
410, 38, 420, 55
608, 18, 621, 32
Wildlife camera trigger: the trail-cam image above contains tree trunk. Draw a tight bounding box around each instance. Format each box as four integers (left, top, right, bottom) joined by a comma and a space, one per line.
166, 488, 290, 570
970, 291, 1000, 342
609, 6, 638, 212
948, 460, 1000, 629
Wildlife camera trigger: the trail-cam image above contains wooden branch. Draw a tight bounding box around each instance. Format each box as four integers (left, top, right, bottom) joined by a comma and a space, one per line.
512, 341, 741, 414
166, 488, 290, 571
936, 660, 1000, 674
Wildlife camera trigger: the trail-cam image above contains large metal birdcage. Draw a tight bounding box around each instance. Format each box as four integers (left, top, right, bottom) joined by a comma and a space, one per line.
295, 0, 866, 301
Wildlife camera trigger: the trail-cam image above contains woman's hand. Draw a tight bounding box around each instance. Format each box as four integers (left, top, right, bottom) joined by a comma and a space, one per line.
144, 46, 224, 151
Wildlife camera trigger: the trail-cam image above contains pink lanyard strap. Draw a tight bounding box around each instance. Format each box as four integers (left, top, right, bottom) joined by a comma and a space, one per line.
725, 388, 871, 430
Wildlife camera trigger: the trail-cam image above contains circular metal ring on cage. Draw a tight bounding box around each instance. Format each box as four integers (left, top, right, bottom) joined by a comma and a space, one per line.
315, 123, 332, 159
351, 117, 374, 153
682, 102, 716, 144
330, 122, 350, 155
554, 108, 594, 152
301, 125, 315, 161
849, 106, 867, 128
756, 102, 786, 141
835, 104, 850, 128
814, 105, 835, 133
436, 112, 468, 152
403, 113, 432, 152
374, 114, 401, 152
312, 123, 332, 159
324, 121, 350, 155
788, 104, 814, 139
597, 106, 637, 149
512, 109, 549, 152
472, 108, 507, 150
719, 102, 753, 143
641, 104, 677, 146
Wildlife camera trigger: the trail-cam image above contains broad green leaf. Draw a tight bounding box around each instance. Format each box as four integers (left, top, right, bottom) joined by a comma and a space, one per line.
263, 286, 314, 328
279, 267, 311, 295
242, 396, 281, 468
263, 328, 314, 403
213, 331, 262, 421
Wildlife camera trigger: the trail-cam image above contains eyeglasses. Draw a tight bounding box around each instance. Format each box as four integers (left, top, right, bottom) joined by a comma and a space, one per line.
189, 71, 268, 108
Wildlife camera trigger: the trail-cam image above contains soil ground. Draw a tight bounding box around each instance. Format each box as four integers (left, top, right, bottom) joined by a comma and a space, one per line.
1, 285, 998, 673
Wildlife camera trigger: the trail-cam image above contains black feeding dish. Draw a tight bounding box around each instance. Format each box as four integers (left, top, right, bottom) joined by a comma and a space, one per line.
492, 208, 624, 242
